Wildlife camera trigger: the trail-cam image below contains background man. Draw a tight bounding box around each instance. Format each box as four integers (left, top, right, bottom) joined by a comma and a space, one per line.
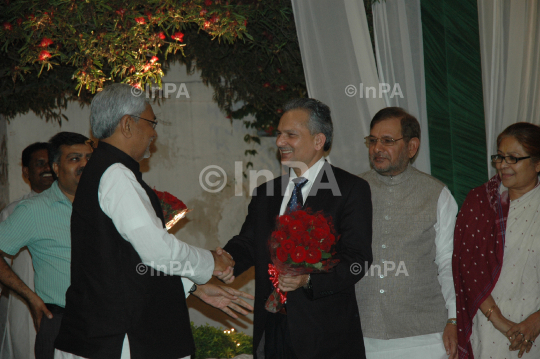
355, 107, 458, 359
55, 84, 235, 359
0, 133, 93, 359
0, 142, 53, 359
222, 98, 373, 359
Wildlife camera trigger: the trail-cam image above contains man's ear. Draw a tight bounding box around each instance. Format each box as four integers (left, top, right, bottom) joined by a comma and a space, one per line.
52, 162, 59, 178
314, 133, 326, 151
22, 166, 29, 180
407, 137, 420, 159
119, 115, 134, 138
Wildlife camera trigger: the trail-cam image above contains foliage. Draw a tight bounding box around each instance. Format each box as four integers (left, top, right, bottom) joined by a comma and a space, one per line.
176, 0, 306, 139
0, 0, 376, 156
191, 323, 252, 359
0, 0, 252, 122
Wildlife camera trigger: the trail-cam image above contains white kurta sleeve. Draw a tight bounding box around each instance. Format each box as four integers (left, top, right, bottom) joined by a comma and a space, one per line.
98, 163, 214, 284
433, 186, 458, 318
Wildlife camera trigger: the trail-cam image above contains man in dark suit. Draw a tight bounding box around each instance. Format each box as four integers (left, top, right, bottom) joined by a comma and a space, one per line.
221, 98, 373, 359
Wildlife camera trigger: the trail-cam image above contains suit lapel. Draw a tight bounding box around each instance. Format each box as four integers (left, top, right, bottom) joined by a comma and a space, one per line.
303, 162, 335, 211
269, 175, 285, 221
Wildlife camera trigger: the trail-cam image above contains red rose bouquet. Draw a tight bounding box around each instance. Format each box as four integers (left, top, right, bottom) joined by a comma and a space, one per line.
265, 209, 340, 313
153, 189, 191, 230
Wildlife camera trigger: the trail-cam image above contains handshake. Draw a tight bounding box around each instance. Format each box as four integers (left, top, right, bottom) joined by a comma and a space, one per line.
211, 247, 236, 284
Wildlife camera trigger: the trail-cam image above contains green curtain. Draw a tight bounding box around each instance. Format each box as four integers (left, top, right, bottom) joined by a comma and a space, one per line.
421, 0, 488, 206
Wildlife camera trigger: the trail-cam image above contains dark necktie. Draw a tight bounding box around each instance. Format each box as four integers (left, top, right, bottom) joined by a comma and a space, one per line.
285, 177, 308, 214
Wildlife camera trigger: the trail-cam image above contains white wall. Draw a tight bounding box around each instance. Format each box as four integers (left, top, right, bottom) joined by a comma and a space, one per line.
5, 63, 283, 336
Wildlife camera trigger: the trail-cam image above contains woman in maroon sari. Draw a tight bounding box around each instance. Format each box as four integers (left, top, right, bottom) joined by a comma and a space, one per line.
453, 122, 540, 359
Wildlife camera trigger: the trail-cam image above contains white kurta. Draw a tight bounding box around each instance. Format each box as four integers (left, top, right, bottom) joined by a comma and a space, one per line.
470, 184, 540, 358
0, 191, 37, 359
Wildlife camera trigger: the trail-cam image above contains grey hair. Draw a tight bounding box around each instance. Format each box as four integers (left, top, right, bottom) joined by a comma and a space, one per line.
90, 83, 148, 139
282, 98, 333, 151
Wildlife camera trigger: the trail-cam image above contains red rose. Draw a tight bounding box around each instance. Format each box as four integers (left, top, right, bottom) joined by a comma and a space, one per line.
276, 108, 283, 114
288, 231, 302, 246
203, 20, 211, 29
289, 219, 306, 233
205, 0, 213, 5
39, 37, 53, 47
171, 31, 184, 42
132, 83, 141, 90
272, 230, 287, 242
281, 240, 295, 254
299, 232, 311, 246
135, 17, 146, 24
145, 11, 152, 20
305, 249, 322, 264
279, 215, 292, 226
327, 233, 336, 245
276, 247, 288, 262
210, 14, 219, 23
149, 56, 159, 64
200, 8, 208, 16
311, 227, 326, 241
291, 246, 306, 263
115, 8, 126, 16
320, 239, 331, 253
3, 22, 12, 31
157, 32, 166, 40
38, 50, 51, 61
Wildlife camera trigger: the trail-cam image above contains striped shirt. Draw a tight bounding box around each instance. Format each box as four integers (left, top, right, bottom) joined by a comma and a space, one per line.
0, 181, 71, 307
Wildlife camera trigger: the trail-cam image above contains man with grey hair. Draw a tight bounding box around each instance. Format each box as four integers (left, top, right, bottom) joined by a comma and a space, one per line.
221, 98, 373, 358
355, 107, 458, 359
55, 83, 236, 359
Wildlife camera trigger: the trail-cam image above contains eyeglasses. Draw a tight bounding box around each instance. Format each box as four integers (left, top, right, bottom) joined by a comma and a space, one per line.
364, 136, 404, 147
491, 154, 531, 164
130, 115, 158, 129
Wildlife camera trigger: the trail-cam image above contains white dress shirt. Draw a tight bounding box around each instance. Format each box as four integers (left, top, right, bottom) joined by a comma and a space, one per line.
364, 186, 458, 359
279, 157, 326, 215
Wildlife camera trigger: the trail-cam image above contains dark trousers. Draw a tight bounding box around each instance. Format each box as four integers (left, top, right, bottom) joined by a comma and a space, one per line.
264, 312, 298, 359
35, 304, 64, 359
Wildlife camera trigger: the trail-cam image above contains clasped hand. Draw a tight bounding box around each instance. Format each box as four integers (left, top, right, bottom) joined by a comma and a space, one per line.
506, 312, 540, 358
212, 247, 235, 284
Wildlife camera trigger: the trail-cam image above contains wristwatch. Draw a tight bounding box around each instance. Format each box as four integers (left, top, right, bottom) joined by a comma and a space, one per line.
188, 283, 197, 294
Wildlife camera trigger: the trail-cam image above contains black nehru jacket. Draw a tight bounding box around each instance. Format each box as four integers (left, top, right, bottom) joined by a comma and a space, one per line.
55, 141, 194, 359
